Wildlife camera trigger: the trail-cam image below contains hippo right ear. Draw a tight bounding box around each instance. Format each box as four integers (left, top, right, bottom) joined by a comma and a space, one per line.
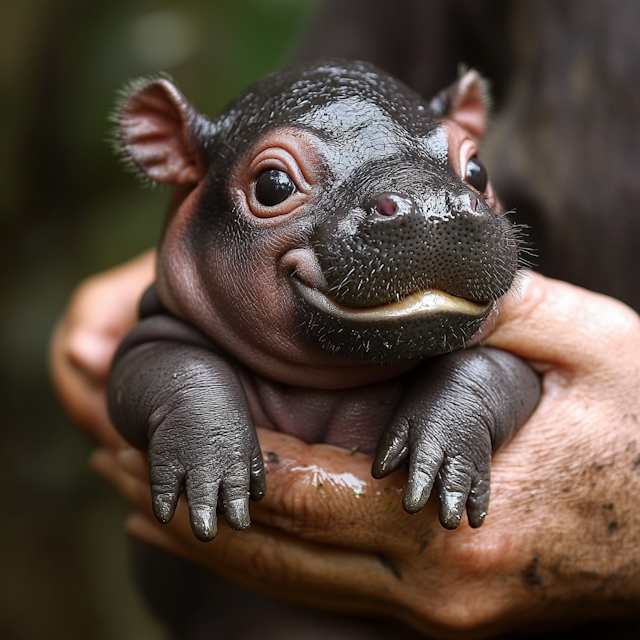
429, 69, 491, 141
118, 78, 205, 185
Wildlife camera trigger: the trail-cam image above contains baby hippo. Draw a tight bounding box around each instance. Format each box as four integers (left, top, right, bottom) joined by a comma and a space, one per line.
108, 59, 540, 541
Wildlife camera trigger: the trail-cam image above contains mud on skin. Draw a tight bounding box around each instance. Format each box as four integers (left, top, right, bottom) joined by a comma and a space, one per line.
107, 59, 541, 541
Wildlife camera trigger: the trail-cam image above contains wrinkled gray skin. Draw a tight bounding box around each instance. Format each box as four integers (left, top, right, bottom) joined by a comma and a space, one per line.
108, 60, 540, 542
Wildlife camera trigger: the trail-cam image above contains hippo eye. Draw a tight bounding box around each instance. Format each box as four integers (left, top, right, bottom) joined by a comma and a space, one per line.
466, 156, 488, 193
255, 169, 296, 206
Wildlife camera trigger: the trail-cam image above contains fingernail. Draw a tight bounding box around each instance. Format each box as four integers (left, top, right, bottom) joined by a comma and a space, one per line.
153, 494, 176, 524
67, 330, 116, 377
226, 497, 251, 530
439, 491, 465, 530
403, 482, 430, 514
371, 456, 390, 478
191, 507, 217, 541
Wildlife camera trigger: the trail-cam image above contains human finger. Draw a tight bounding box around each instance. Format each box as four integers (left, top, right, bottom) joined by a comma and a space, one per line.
95, 449, 400, 615
101, 442, 522, 637
49, 250, 155, 447
50, 322, 124, 448
95, 433, 436, 556
233, 430, 474, 556
485, 271, 640, 371
124, 510, 398, 616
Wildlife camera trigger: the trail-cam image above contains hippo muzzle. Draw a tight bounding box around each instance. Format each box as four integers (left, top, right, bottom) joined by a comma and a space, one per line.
294, 163, 518, 362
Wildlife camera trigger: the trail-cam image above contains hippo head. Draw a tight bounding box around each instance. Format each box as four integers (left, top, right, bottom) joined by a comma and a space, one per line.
117, 60, 519, 385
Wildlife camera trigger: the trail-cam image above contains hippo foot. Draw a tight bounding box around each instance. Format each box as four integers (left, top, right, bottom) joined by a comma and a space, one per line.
372, 409, 492, 530
148, 402, 265, 542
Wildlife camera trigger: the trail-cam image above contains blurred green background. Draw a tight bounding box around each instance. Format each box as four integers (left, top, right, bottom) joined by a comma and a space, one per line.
0, 1, 315, 637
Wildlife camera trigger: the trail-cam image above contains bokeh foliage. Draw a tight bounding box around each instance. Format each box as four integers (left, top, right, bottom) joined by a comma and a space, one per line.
0, 1, 314, 638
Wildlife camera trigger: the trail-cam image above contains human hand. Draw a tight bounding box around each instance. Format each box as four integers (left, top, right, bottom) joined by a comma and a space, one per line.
49, 250, 155, 449
91, 272, 640, 637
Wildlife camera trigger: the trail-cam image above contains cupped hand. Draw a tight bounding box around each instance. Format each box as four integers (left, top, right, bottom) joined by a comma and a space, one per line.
91, 272, 640, 637
49, 250, 155, 448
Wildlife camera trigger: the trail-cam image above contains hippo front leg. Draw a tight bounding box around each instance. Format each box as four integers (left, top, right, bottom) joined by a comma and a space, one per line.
372, 347, 541, 529
108, 316, 265, 542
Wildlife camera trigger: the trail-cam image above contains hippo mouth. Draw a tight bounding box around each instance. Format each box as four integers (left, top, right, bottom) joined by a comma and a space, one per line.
292, 278, 491, 322
291, 274, 494, 361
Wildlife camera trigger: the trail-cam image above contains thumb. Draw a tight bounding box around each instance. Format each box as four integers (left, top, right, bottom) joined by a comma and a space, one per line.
483, 271, 640, 371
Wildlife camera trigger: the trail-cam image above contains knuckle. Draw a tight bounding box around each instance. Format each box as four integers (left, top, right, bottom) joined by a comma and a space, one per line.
268, 467, 356, 539
69, 275, 99, 307
468, 477, 490, 503
275, 480, 326, 538
610, 299, 640, 335
389, 415, 411, 438
149, 460, 180, 485
411, 441, 442, 470
410, 467, 433, 488
244, 538, 299, 586
410, 536, 517, 632
185, 477, 219, 504
439, 458, 472, 488
590, 298, 640, 352
450, 529, 516, 578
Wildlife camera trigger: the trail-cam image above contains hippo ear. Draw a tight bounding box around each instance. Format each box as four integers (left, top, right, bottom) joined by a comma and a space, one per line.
118, 78, 206, 185
430, 69, 491, 141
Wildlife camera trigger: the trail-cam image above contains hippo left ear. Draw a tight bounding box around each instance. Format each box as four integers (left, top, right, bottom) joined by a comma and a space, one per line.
118, 78, 207, 185
430, 69, 491, 141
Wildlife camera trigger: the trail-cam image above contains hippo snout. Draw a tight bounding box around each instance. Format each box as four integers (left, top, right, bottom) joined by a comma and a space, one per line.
311, 189, 518, 308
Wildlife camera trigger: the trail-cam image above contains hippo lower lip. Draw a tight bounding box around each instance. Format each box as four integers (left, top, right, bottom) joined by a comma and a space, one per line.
293, 278, 491, 322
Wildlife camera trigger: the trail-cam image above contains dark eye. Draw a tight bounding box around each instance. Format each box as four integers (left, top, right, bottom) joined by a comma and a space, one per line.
466, 156, 488, 193
255, 169, 296, 206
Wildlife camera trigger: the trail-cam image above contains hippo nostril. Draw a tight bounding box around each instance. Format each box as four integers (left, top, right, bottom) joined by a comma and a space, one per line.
376, 196, 397, 217
365, 193, 413, 219
470, 196, 477, 212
